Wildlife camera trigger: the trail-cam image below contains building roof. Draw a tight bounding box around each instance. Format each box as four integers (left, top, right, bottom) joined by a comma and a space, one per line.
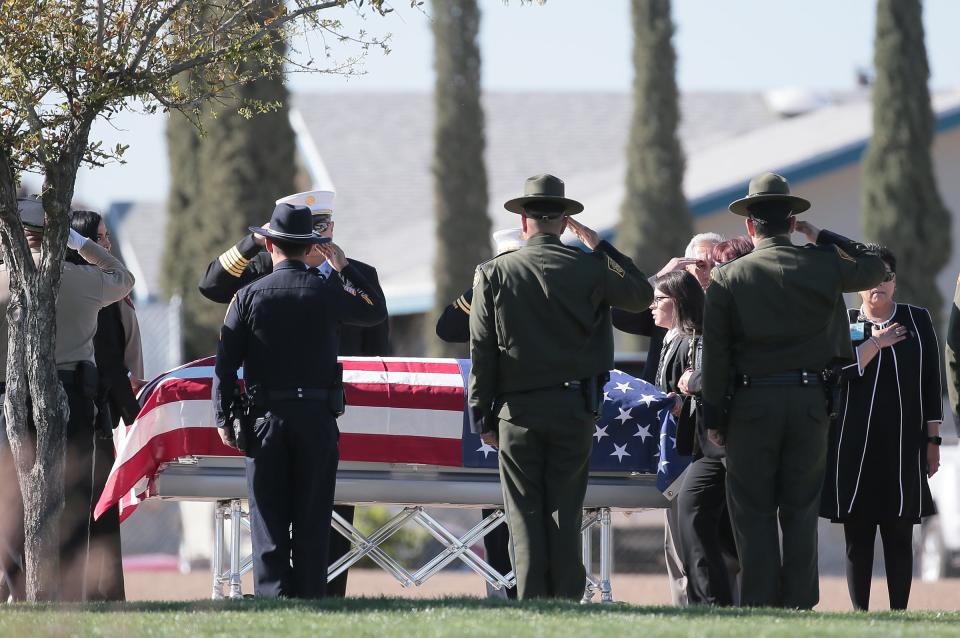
292, 91, 784, 313
108, 89, 960, 317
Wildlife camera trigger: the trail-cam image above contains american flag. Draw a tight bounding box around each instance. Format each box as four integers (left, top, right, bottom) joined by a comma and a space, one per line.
96, 358, 687, 521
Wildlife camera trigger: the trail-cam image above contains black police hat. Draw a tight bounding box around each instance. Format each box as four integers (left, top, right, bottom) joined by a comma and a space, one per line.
249, 204, 330, 244
18, 198, 45, 231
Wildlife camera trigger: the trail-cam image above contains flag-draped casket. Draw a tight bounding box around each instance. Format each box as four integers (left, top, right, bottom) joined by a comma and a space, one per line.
96, 357, 689, 521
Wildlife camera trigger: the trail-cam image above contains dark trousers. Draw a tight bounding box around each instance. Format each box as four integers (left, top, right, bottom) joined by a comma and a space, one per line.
326, 504, 354, 597
245, 401, 339, 598
843, 519, 914, 610
86, 433, 125, 601
482, 507, 517, 599
497, 390, 593, 600
0, 387, 97, 601
677, 456, 736, 606
725, 386, 829, 609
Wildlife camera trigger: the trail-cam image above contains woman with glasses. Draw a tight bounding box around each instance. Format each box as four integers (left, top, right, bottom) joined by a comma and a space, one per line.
820, 243, 942, 611
648, 270, 704, 606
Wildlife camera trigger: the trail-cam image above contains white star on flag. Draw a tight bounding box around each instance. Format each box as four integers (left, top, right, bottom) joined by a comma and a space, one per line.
603, 391, 610, 402
610, 443, 631, 462
638, 393, 656, 407
670, 436, 676, 448
593, 424, 610, 442
634, 424, 652, 442
477, 442, 497, 459
614, 381, 633, 394
658, 457, 670, 473
614, 407, 633, 424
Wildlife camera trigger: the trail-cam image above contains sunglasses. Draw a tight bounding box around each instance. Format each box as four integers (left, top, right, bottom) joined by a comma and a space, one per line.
882, 270, 896, 283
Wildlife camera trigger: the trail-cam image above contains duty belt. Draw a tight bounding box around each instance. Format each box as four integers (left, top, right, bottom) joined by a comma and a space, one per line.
737, 370, 824, 388
253, 387, 330, 405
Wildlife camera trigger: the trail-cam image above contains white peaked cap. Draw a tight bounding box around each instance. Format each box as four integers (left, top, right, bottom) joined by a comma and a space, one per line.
275, 189, 336, 215
493, 228, 525, 255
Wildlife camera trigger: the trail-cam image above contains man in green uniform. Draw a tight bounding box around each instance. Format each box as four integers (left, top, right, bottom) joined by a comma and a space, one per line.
468, 174, 653, 600
700, 173, 886, 609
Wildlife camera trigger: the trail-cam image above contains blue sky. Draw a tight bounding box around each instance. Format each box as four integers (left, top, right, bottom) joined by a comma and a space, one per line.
67, 0, 960, 209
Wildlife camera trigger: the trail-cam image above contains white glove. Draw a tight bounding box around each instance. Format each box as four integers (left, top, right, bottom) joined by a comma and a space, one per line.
67, 228, 89, 251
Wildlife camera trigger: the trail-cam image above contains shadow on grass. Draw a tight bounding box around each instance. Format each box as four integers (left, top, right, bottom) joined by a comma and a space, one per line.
5, 598, 960, 624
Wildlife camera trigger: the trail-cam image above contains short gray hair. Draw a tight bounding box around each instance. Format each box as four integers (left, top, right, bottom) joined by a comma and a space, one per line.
684, 232, 725, 258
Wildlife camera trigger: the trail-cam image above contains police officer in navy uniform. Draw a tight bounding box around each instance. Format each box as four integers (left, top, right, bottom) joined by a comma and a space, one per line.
214, 203, 386, 598
200, 190, 388, 597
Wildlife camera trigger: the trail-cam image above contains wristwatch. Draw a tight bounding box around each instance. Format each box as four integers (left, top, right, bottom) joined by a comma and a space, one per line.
927, 435, 943, 446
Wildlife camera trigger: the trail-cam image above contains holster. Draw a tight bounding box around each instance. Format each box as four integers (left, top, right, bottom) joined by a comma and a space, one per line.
75, 361, 99, 401
229, 386, 253, 451
821, 366, 842, 423
583, 372, 610, 420
330, 363, 346, 417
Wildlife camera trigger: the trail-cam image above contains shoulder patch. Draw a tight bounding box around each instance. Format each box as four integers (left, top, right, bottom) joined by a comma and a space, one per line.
607, 256, 625, 278
835, 246, 855, 263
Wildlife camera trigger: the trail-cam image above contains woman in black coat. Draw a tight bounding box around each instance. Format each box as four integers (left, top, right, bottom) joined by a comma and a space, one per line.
820, 245, 942, 610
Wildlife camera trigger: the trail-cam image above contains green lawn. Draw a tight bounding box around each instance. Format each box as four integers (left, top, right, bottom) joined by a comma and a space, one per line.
1, 598, 958, 637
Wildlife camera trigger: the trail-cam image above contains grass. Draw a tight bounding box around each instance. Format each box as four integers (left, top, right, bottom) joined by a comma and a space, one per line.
0, 597, 958, 637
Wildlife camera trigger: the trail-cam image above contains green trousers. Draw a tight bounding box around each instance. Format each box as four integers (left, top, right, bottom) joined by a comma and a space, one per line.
725, 385, 829, 609
496, 389, 593, 600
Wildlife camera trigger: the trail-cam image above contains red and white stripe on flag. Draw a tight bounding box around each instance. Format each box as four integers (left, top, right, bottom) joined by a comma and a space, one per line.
96, 357, 466, 522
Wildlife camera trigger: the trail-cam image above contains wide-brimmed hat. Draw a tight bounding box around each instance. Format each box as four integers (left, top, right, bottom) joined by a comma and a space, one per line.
249, 204, 330, 244
728, 172, 811, 217
504, 174, 584, 216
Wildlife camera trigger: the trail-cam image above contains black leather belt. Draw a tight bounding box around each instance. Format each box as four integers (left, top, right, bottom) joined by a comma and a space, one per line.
737, 371, 823, 388
254, 388, 330, 405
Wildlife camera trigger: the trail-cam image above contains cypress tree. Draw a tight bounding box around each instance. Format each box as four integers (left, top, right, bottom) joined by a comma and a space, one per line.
862, 0, 951, 327
163, 1, 297, 359
427, 0, 491, 358
617, 0, 691, 275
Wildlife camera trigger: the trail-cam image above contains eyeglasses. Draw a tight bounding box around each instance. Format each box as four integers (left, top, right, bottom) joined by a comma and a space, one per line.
882, 270, 896, 283
651, 295, 672, 307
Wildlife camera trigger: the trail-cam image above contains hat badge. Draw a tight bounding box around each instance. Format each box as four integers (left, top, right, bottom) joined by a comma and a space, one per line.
305, 195, 316, 206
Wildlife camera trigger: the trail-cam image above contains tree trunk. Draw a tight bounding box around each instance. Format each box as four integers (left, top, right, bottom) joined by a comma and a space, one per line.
0, 120, 90, 600
862, 0, 951, 328
427, 0, 490, 358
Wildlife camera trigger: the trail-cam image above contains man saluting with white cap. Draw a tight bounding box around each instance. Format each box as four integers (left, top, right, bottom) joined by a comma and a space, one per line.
199, 190, 390, 597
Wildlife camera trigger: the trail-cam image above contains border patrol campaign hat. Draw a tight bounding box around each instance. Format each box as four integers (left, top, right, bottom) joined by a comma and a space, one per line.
728, 172, 811, 217
250, 204, 330, 244
276, 190, 335, 220
18, 198, 45, 230
504, 174, 584, 217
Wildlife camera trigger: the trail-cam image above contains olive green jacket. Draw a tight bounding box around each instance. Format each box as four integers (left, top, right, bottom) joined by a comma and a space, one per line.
946, 276, 960, 420
468, 233, 653, 433
701, 230, 886, 432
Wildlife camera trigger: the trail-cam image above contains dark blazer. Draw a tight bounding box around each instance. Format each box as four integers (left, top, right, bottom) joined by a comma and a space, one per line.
612, 307, 667, 384
94, 302, 140, 426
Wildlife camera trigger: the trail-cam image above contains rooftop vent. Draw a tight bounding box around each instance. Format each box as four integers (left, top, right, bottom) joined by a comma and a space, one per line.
764, 87, 832, 118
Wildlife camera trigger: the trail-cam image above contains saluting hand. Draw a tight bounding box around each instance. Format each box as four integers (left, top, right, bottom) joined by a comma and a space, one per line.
794, 220, 821, 244
565, 217, 600, 250
656, 257, 699, 278
253, 222, 270, 247
480, 431, 498, 450
317, 242, 348, 272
